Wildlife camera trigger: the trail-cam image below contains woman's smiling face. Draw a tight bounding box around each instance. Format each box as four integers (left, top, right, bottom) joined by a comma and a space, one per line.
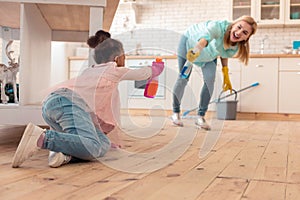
230, 20, 253, 43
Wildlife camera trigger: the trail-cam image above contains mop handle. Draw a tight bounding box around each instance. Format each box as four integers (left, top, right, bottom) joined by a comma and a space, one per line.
182, 82, 259, 116
211, 82, 259, 103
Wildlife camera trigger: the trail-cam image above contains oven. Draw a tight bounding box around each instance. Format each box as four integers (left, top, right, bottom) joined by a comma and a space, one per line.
126, 59, 165, 99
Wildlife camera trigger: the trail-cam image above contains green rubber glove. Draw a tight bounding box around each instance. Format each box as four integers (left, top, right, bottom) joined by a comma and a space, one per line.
222, 66, 232, 93
186, 48, 200, 62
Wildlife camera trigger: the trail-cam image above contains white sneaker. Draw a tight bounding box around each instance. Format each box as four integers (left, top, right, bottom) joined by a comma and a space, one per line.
171, 113, 183, 127
48, 151, 72, 168
195, 116, 211, 130
12, 123, 45, 168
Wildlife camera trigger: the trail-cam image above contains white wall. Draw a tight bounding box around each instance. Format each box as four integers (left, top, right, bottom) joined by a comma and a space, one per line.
1, 1, 300, 60
2, 1, 299, 75
110, 0, 300, 54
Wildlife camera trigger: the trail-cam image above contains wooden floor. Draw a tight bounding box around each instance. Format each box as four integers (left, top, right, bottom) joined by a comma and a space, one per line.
1, 113, 300, 200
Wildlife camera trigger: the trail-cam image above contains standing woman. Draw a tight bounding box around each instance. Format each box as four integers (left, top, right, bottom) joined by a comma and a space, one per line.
171, 15, 257, 130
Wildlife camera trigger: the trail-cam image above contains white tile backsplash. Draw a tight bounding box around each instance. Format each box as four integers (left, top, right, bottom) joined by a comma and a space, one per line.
110, 0, 300, 55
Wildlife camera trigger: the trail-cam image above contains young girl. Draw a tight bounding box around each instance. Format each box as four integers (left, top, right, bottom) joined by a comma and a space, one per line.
172, 15, 257, 130
12, 37, 164, 168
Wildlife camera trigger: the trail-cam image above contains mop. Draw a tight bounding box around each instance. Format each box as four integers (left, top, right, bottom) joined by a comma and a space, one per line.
182, 82, 259, 118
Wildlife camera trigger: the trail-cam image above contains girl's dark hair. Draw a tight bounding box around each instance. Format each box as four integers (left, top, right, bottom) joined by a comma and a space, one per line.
87, 30, 111, 48
93, 38, 124, 64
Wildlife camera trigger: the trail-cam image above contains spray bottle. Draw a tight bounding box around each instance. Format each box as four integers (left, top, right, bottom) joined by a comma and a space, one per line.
144, 58, 164, 98
180, 61, 193, 79
180, 47, 201, 79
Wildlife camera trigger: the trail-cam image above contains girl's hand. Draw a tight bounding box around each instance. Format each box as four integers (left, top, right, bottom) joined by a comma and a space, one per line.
150, 60, 164, 79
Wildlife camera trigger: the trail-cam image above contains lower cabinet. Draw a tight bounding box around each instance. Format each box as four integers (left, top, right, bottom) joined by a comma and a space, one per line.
112, 56, 299, 114
278, 58, 300, 114
227, 59, 242, 111
68, 57, 89, 79
240, 58, 279, 113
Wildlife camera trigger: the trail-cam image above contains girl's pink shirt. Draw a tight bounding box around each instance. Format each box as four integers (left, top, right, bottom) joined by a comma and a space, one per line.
45, 62, 152, 134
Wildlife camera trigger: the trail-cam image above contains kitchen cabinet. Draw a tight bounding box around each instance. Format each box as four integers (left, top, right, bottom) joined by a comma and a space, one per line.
228, 59, 242, 111
278, 58, 300, 113
230, 0, 255, 21
230, 0, 300, 25
285, 0, 300, 24
164, 58, 194, 112
257, 0, 285, 25
122, 57, 219, 112
240, 58, 278, 113
120, 55, 300, 114
68, 57, 89, 79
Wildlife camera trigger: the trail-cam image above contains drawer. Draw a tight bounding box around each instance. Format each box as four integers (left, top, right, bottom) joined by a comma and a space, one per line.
279, 58, 300, 71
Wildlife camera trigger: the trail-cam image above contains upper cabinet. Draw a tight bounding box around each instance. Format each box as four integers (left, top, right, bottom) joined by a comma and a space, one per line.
230, 0, 300, 25
230, 0, 255, 20
285, 0, 300, 24
258, 0, 285, 25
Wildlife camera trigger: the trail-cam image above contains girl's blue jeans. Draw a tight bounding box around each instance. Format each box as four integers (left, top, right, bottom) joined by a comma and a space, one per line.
173, 35, 217, 116
42, 88, 111, 160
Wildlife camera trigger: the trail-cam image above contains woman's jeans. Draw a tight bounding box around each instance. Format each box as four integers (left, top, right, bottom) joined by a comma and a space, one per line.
42, 88, 111, 160
172, 35, 217, 116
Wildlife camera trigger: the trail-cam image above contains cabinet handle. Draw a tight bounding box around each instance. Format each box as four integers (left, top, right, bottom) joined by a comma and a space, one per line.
256, 64, 264, 68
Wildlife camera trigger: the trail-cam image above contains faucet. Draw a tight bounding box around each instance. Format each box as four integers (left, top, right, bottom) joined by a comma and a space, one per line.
260, 35, 269, 54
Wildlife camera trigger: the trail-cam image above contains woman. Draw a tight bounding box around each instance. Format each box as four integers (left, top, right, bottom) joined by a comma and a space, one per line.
172, 15, 257, 130
12, 37, 164, 168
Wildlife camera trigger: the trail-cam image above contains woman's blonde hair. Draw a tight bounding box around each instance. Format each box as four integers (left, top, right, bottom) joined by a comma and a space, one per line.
223, 15, 257, 65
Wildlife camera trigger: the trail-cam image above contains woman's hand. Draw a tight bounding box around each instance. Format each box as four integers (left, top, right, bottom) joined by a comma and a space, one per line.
222, 66, 232, 93
186, 38, 206, 62
186, 48, 200, 62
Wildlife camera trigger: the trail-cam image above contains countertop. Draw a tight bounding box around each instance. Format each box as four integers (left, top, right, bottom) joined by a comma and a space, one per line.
125, 54, 300, 59
69, 54, 300, 60
249, 54, 300, 58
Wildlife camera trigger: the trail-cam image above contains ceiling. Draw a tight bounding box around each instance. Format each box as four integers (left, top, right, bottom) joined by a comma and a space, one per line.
0, 0, 119, 31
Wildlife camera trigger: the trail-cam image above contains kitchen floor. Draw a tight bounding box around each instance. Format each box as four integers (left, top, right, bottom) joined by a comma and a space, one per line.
1, 113, 300, 200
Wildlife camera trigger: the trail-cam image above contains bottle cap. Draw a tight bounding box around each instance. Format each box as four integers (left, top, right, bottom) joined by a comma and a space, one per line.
156, 57, 163, 62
